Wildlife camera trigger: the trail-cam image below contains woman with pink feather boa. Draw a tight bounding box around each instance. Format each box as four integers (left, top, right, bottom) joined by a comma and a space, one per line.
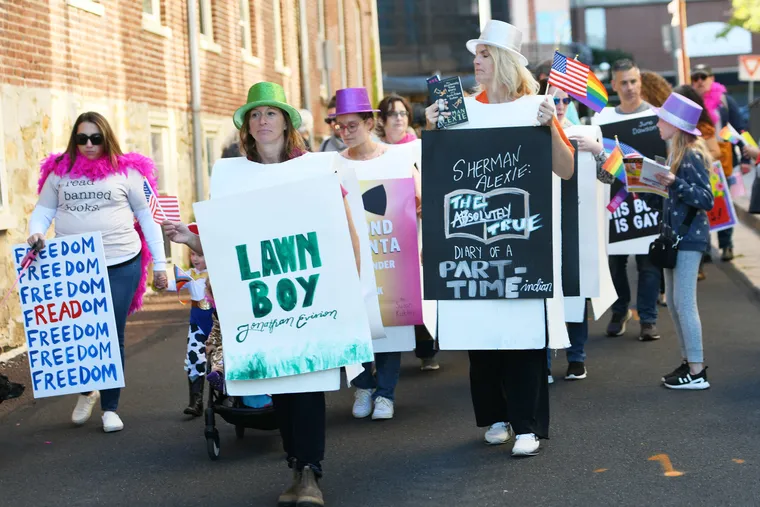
26, 111, 168, 433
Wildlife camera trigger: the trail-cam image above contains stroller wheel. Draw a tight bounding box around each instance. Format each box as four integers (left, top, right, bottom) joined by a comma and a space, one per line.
206, 431, 220, 460
235, 425, 245, 439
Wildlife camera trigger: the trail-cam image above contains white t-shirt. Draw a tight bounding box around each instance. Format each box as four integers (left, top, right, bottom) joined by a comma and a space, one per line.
37, 169, 151, 262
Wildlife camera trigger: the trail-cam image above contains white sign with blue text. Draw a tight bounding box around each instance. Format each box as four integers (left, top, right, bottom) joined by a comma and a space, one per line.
12, 233, 124, 398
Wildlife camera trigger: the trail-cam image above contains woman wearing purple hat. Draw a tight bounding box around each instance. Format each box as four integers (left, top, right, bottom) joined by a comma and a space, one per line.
332, 86, 420, 421
653, 92, 714, 390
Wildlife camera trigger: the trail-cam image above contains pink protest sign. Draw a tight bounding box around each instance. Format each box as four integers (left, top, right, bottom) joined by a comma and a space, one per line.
359, 177, 423, 327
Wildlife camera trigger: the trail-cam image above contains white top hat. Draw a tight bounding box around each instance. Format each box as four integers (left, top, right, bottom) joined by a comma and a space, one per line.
466, 20, 529, 67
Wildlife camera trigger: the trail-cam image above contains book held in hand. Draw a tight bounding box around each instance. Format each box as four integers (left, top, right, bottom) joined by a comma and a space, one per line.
623, 156, 670, 198
427, 76, 468, 128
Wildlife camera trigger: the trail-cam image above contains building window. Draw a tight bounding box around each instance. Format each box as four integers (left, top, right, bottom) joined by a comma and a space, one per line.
149, 127, 173, 260
585, 8, 606, 49
354, 2, 364, 86
338, 0, 347, 88
142, 0, 172, 38
239, 0, 260, 65
273, 0, 290, 73
199, 0, 221, 53
67, 0, 104, 17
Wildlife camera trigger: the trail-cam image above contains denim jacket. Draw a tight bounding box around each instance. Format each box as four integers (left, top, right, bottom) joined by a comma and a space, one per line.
663, 150, 714, 252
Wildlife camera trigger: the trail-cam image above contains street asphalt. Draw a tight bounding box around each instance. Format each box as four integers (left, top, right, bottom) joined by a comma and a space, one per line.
1, 259, 759, 507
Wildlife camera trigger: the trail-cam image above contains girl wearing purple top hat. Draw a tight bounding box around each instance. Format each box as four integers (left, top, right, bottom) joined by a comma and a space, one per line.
653, 92, 715, 390
332, 87, 420, 421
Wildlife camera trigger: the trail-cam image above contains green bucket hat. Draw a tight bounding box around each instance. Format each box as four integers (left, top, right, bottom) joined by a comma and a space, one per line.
233, 82, 302, 130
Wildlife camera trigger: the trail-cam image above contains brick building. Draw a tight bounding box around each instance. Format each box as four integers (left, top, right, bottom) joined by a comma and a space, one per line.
0, 0, 383, 353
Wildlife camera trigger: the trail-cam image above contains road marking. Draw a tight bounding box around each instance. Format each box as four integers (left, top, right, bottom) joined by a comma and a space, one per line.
733, 459, 745, 464
648, 454, 684, 477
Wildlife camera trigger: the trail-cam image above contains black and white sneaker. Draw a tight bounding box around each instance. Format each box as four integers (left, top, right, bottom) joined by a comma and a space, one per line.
661, 360, 689, 383
565, 361, 587, 380
663, 367, 710, 390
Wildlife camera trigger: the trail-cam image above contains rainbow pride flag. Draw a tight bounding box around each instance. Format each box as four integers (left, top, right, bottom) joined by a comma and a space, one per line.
568, 71, 609, 113
719, 124, 742, 145
174, 264, 193, 291
603, 146, 629, 212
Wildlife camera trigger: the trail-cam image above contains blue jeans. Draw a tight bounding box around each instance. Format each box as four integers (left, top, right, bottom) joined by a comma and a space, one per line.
99, 255, 142, 412
717, 228, 733, 249
609, 254, 660, 324
352, 352, 401, 401
548, 304, 589, 369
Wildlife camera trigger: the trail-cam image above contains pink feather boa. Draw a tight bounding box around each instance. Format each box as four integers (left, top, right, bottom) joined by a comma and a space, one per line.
37, 152, 159, 316
702, 81, 726, 126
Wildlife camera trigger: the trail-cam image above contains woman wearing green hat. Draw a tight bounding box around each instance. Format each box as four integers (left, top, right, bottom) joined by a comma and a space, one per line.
165, 82, 360, 507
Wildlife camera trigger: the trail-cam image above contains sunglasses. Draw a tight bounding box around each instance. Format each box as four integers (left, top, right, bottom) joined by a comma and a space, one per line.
553, 97, 572, 105
387, 111, 409, 118
324, 117, 336, 125
75, 133, 104, 146
691, 74, 710, 82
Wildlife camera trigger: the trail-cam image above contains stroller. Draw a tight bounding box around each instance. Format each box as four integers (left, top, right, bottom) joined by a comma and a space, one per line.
204, 385, 278, 460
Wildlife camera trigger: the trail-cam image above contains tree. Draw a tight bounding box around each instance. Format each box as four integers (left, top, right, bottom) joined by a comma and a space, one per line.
725, 0, 760, 33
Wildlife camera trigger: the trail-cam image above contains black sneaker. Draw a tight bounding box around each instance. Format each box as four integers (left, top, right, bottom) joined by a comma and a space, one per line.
663, 366, 710, 390
565, 362, 587, 380
661, 360, 689, 383
638, 322, 661, 341
606, 310, 632, 336
721, 247, 734, 262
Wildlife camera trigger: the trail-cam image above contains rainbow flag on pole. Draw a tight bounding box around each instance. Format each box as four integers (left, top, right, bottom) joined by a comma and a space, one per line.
718, 124, 743, 145
604, 145, 629, 212
567, 70, 608, 112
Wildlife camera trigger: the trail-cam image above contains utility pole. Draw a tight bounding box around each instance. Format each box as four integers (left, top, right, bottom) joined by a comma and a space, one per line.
668, 0, 690, 85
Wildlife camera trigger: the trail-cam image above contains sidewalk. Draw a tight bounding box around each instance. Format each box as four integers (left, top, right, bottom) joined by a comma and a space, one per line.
0, 292, 187, 419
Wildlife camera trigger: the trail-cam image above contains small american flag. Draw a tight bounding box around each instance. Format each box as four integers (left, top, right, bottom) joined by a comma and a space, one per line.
143, 180, 181, 224
548, 51, 589, 97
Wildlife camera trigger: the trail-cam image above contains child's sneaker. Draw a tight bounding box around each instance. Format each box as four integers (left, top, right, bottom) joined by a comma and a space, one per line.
663, 366, 710, 390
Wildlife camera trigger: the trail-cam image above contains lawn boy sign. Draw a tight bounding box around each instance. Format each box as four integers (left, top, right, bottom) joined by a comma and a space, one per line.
422, 126, 554, 300
12, 233, 123, 398
195, 173, 373, 383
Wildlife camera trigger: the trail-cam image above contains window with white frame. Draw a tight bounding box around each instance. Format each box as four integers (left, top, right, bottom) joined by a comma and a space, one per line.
142, 0, 171, 38
354, 2, 364, 86
273, 0, 285, 67
338, 0, 347, 88
199, 0, 221, 53
239, 0, 252, 52
67, 0, 104, 17
149, 126, 173, 260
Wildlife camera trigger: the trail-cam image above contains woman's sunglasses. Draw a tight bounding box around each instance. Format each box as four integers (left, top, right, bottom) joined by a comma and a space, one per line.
75, 133, 104, 146
324, 117, 336, 125
691, 74, 710, 82
553, 97, 572, 105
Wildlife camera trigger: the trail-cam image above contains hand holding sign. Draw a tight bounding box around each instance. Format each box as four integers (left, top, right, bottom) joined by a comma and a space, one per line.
537, 97, 556, 126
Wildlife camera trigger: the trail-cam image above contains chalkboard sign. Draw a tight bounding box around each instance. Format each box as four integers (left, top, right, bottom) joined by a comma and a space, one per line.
561, 140, 580, 297
599, 115, 667, 160
608, 189, 662, 243
421, 127, 554, 300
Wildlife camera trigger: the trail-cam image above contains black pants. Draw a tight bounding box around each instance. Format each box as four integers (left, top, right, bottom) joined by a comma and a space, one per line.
272, 392, 326, 475
414, 325, 438, 359
468, 349, 549, 438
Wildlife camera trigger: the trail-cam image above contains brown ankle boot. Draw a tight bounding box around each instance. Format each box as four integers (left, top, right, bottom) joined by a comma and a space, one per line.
296, 466, 324, 507
277, 468, 301, 507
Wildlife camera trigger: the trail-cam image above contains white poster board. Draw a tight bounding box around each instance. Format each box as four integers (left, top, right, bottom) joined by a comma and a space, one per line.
195, 173, 373, 395
207, 154, 370, 394
433, 96, 569, 350
563, 125, 616, 322
335, 145, 423, 353
12, 233, 124, 398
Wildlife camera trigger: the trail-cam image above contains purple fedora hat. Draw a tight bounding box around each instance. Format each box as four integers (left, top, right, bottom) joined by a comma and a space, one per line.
652, 92, 703, 136
330, 88, 379, 117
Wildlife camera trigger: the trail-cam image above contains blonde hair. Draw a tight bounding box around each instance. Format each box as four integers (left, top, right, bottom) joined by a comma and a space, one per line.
475, 46, 539, 101
669, 130, 712, 174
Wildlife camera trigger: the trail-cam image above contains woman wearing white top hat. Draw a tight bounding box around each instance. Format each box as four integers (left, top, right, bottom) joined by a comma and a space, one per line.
425, 20, 574, 457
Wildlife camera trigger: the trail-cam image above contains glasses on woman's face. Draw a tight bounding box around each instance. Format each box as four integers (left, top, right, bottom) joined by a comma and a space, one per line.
75, 133, 104, 146
387, 111, 408, 119
335, 122, 362, 134
553, 97, 572, 105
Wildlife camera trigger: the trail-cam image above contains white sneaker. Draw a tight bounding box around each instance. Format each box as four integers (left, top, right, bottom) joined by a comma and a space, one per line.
371, 396, 394, 420
71, 391, 100, 425
548, 374, 554, 385
352, 388, 373, 418
484, 422, 514, 445
102, 411, 124, 433
511, 433, 540, 456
